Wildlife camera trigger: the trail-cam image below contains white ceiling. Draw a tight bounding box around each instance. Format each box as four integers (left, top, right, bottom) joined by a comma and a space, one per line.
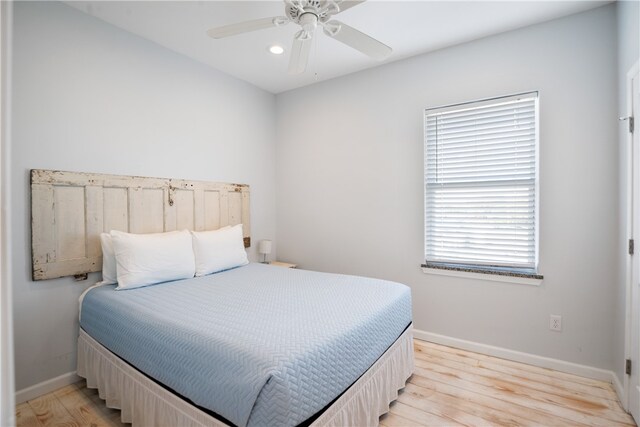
65, 1, 610, 94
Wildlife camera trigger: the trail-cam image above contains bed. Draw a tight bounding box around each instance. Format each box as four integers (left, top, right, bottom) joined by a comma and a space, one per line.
77, 263, 414, 427
30, 170, 413, 426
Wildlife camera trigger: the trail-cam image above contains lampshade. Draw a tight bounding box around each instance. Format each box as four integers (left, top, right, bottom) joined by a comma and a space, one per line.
258, 240, 272, 255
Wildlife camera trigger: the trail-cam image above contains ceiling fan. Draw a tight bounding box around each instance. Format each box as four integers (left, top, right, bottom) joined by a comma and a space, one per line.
206, 0, 392, 74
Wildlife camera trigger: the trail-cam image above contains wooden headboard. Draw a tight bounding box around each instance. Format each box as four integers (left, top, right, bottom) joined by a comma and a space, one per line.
31, 169, 250, 281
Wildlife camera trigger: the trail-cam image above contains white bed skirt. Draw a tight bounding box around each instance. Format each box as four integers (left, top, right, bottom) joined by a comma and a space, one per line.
77, 324, 414, 427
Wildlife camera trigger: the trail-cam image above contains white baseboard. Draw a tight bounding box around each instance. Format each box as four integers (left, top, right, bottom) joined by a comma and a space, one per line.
413, 328, 619, 387
612, 372, 627, 410
15, 371, 81, 404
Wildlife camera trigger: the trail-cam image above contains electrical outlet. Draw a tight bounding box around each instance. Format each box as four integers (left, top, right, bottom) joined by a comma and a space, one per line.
550, 315, 562, 332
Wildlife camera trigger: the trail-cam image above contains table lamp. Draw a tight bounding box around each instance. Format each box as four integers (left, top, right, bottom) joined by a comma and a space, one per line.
258, 240, 272, 264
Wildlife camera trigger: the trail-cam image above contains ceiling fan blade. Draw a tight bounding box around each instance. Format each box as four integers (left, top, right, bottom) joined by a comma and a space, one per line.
335, 0, 367, 13
206, 17, 283, 39
288, 33, 312, 74
323, 20, 391, 60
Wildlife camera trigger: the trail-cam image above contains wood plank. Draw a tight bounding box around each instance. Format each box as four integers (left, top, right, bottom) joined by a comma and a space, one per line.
175, 189, 195, 230
407, 372, 588, 427
228, 191, 242, 226
35, 257, 102, 281
32, 169, 163, 187
415, 340, 612, 389
412, 366, 632, 427
54, 383, 119, 427
128, 187, 164, 234
415, 345, 622, 406
415, 342, 620, 402
194, 188, 205, 231
397, 385, 501, 427
28, 393, 80, 427
31, 183, 56, 266
203, 190, 221, 230
241, 189, 250, 238
379, 411, 427, 427
16, 403, 44, 427
85, 186, 104, 259
103, 187, 128, 233
413, 355, 631, 424
402, 382, 540, 427
389, 400, 464, 426
219, 190, 229, 227
54, 186, 86, 261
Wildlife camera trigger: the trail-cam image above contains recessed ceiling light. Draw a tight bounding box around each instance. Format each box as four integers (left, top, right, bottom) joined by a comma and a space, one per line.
268, 45, 285, 55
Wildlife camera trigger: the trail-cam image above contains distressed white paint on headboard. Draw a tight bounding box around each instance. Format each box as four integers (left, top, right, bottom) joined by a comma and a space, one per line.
30, 169, 250, 281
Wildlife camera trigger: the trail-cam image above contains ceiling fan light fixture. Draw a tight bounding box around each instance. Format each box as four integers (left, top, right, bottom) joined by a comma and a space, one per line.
268, 44, 285, 55
298, 12, 318, 33
206, 0, 391, 74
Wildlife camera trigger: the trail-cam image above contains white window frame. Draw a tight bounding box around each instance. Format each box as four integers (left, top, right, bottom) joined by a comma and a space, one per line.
422, 92, 541, 282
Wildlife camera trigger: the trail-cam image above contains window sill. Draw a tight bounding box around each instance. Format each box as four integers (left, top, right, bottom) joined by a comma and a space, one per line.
421, 264, 543, 286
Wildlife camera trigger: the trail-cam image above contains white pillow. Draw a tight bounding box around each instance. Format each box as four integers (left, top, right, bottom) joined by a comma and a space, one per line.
110, 230, 196, 290
191, 224, 249, 276
99, 233, 117, 285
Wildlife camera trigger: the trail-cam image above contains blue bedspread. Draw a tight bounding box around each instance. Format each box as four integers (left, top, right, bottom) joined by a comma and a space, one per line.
80, 263, 412, 427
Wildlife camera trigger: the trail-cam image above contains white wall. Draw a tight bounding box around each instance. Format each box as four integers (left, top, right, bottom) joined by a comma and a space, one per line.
11, 1, 277, 391
276, 5, 618, 371
614, 0, 640, 388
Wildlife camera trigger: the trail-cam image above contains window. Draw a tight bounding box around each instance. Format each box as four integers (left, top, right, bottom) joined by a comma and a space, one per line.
424, 92, 539, 275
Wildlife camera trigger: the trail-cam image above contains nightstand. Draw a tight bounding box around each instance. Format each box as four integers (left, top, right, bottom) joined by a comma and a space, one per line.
269, 261, 297, 269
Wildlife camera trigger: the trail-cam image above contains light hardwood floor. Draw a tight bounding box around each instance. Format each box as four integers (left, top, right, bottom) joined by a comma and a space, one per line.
16, 340, 636, 427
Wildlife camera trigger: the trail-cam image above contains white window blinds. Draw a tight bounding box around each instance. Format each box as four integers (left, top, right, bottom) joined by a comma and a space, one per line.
424, 92, 538, 271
